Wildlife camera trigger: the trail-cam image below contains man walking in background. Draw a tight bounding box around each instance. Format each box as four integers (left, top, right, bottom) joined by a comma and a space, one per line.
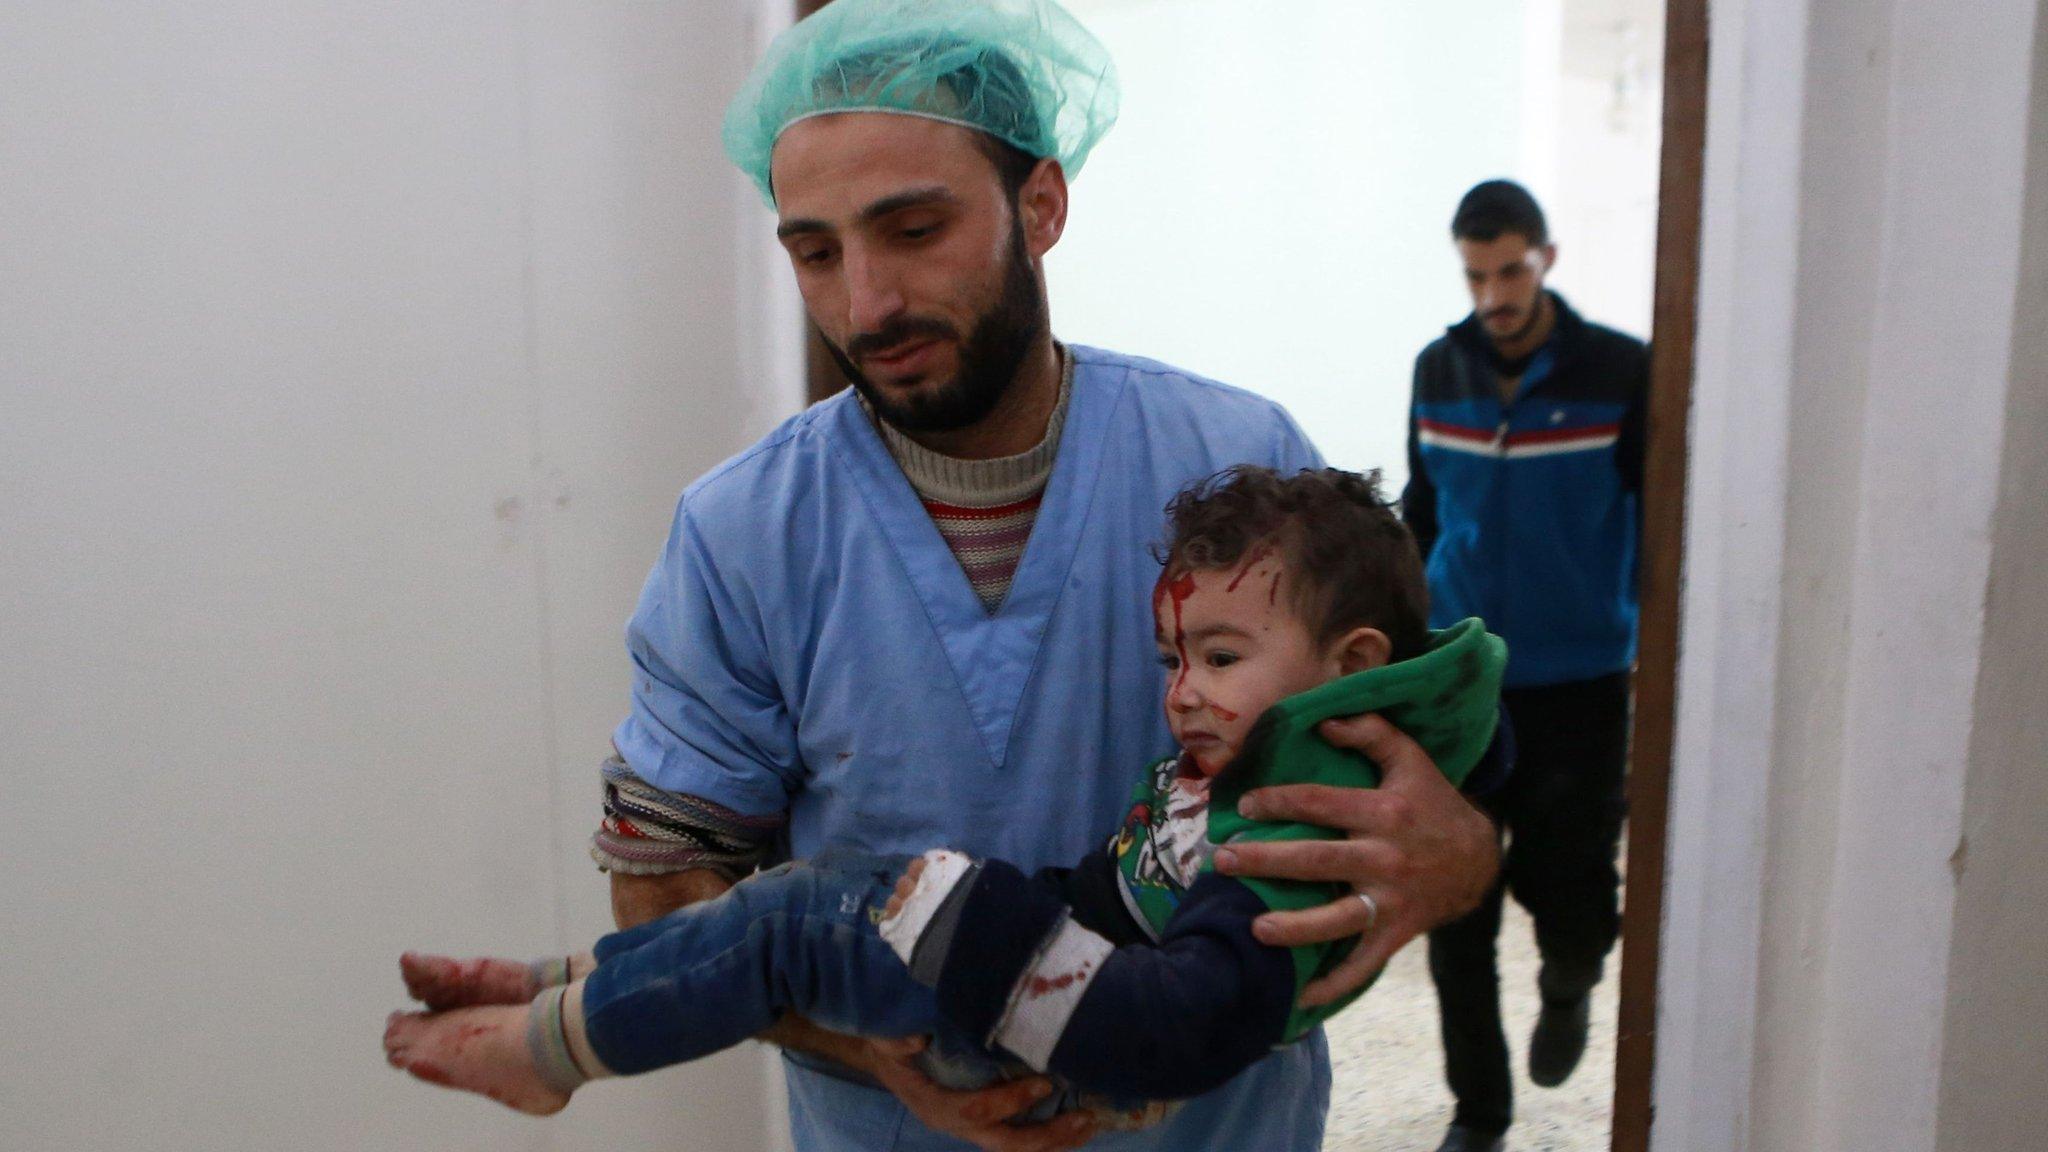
1402, 180, 1648, 1152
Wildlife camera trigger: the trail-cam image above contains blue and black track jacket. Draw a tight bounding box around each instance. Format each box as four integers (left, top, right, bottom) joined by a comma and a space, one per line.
1401, 293, 1648, 689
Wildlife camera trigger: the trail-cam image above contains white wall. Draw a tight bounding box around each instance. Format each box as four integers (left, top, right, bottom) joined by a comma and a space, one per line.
1654, 0, 2047, 1147
0, 4, 796, 1149
1046, 0, 1529, 482
1047, 0, 1659, 485
1553, 0, 1662, 339
1934, 8, 2048, 1142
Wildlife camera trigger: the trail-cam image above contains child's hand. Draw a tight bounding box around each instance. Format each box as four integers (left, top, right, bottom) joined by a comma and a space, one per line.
882, 856, 928, 921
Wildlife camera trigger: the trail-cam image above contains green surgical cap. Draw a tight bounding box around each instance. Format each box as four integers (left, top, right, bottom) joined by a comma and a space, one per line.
723, 0, 1120, 205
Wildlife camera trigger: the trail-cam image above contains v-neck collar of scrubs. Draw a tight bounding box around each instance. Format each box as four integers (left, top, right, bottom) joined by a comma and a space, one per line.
824, 351, 1125, 771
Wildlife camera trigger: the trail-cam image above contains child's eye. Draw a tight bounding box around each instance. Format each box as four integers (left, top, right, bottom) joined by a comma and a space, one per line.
1156, 652, 1181, 671
1207, 651, 1239, 669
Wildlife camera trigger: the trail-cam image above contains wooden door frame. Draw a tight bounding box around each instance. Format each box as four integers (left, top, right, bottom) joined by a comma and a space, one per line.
1609, 0, 1705, 1149
782, 3, 1709, 1149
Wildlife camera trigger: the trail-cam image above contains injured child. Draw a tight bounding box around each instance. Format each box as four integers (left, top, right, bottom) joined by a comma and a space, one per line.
384, 465, 1507, 1125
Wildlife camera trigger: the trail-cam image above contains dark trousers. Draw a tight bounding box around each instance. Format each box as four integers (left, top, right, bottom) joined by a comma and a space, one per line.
1427, 672, 1630, 1136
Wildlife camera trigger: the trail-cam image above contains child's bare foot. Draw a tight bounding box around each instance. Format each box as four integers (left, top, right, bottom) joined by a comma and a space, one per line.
383, 1005, 570, 1115
401, 952, 559, 1011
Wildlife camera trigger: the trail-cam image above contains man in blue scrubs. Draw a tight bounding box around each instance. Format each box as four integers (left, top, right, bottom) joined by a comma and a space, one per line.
594, 3, 1503, 1149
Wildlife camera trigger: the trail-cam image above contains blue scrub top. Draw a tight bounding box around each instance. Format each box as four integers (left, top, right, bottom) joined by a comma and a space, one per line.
615, 345, 1330, 1152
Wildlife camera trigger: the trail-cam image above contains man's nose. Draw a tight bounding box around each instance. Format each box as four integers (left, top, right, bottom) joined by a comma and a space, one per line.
843, 248, 905, 335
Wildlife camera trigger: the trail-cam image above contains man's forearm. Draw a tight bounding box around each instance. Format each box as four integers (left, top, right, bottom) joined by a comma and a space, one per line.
609, 867, 734, 929
760, 1011, 883, 1070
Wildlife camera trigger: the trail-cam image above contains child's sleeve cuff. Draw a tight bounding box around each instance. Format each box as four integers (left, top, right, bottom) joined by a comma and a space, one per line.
987, 917, 1117, 1070
878, 849, 978, 968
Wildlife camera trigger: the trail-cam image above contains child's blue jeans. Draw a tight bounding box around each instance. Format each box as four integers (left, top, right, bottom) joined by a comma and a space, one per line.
580, 850, 1046, 1110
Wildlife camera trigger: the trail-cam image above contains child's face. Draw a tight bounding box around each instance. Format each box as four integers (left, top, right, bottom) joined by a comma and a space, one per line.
1153, 548, 1385, 777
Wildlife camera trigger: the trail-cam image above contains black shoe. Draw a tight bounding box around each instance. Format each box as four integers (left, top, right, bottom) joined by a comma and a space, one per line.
1434, 1124, 1507, 1152
1528, 995, 1592, 1087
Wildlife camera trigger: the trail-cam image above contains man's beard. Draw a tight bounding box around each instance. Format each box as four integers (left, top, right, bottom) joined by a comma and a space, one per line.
824, 224, 1045, 435
1485, 293, 1547, 346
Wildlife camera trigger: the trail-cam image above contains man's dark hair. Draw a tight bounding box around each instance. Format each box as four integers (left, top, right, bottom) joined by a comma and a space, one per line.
1158, 466, 1431, 661
973, 133, 1041, 202
1451, 179, 1549, 246
942, 46, 1046, 201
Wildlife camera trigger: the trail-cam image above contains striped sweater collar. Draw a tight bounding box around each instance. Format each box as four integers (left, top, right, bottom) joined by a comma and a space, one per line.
864, 347, 1073, 509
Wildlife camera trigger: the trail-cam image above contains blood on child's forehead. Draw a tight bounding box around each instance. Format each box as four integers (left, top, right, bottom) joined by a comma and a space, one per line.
1151, 549, 1294, 623
1151, 565, 1200, 628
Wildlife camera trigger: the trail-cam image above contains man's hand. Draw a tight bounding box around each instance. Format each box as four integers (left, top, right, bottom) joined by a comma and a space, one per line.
1214, 713, 1500, 1007
765, 1018, 1094, 1151
863, 1036, 1097, 1152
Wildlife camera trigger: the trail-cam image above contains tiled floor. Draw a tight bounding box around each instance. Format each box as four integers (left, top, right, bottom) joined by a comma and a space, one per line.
1322, 898, 1620, 1152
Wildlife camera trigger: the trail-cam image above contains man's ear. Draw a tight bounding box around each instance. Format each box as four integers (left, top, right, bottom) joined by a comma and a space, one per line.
1332, 627, 1393, 675
1539, 241, 1559, 276
1016, 158, 1069, 259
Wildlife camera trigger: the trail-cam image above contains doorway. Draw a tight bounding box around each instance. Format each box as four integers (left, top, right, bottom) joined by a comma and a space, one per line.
788, 1, 1705, 1148
1037, 4, 1694, 1143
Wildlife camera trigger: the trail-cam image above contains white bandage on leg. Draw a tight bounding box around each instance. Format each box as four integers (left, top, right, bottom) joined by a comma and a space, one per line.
528, 954, 575, 990
989, 917, 1116, 1071
558, 979, 610, 1084
878, 849, 975, 965
526, 981, 614, 1094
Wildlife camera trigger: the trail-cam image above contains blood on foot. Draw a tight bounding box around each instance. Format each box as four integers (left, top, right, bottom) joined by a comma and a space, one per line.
383, 1006, 569, 1116
400, 952, 539, 1010
406, 1060, 456, 1087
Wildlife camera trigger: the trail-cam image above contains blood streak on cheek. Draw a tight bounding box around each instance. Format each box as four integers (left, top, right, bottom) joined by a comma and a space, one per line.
1209, 704, 1240, 722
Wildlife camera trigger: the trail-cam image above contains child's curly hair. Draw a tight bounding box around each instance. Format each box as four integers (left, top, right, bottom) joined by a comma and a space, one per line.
1157, 466, 1431, 661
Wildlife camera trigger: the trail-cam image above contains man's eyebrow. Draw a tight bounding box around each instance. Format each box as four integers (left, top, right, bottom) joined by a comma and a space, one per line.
775, 187, 958, 240
775, 217, 829, 240
859, 186, 958, 222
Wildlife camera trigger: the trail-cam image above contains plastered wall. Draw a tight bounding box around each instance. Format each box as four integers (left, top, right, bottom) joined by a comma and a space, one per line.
0, 5, 793, 1149
1934, 10, 2048, 1144
1656, 0, 2046, 1147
